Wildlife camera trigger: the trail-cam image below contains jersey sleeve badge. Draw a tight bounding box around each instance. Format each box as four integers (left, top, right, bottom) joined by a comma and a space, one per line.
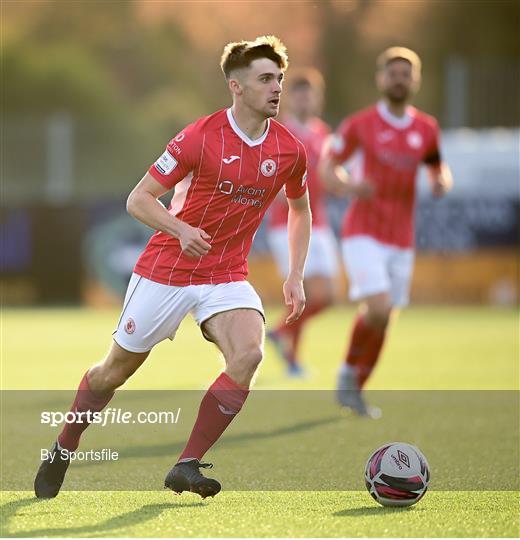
154, 150, 178, 175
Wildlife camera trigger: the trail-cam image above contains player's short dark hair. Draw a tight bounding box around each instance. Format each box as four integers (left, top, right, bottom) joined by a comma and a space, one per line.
220, 35, 289, 79
287, 67, 325, 93
377, 46, 422, 75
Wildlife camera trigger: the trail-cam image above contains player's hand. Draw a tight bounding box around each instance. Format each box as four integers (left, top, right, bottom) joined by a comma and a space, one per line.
431, 177, 450, 198
430, 165, 453, 199
348, 179, 375, 199
328, 179, 351, 199
178, 223, 211, 258
283, 274, 306, 324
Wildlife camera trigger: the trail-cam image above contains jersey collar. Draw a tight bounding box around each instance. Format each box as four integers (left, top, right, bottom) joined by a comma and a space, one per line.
226, 108, 270, 147
376, 100, 414, 130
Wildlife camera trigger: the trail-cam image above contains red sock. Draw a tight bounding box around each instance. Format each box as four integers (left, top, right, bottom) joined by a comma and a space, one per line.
345, 314, 386, 388
179, 372, 249, 462
58, 372, 114, 451
274, 301, 328, 361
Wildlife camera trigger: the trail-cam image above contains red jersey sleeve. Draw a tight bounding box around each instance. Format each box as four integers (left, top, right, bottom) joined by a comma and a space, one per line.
284, 142, 308, 199
422, 119, 442, 171
327, 116, 360, 163
148, 123, 201, 189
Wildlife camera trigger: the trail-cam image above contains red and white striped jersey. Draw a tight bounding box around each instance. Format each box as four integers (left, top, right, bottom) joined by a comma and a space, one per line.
268, 116, 330, 229
328, 101, 442, 248
134, 108, 308, 286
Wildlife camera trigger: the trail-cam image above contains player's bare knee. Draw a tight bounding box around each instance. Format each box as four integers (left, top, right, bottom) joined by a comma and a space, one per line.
306, 277, 334, 307
88, 364, 125, 393
229, 345, 263, 376
104, 366, 131, 390
365, 308, 391, 330
309, 289, 333, 307
242, 345, 263, 371
89, 347, 148, 393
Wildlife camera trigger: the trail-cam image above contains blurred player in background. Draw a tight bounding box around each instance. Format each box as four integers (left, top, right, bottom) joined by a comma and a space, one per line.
34, 36, 311, 499
320, 47, 453, 416
266, 69, 338, 376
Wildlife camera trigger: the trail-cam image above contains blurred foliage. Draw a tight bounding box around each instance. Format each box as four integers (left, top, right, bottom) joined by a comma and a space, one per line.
2, 0, 519, 201
3, 0, 519, 125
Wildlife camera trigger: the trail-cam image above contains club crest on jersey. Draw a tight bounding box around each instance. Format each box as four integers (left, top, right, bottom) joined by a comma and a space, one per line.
261, 159, 276, 177
406, 131, 423, 149
124, 317, 136, 335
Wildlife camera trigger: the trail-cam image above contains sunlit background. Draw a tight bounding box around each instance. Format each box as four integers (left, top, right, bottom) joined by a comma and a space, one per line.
2, 0, 519, 306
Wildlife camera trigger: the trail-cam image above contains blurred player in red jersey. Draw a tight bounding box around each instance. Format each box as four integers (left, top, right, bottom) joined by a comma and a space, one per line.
266, 68, 338, 377
34, 36, 311, 499
320, 47, 453, 416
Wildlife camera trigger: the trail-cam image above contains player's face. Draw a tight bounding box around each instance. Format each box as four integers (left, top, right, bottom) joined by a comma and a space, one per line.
287, 85, 321, 120
237, 58, 284, 119
377, 59, 420, 104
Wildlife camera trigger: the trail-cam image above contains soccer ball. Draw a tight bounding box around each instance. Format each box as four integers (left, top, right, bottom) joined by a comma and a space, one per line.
364, 442, 430, 507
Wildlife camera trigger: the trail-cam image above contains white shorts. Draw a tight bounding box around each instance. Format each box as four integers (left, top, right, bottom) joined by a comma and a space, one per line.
342, 235, 414, 307
267, 226, 339, 279
113, 274, 265, 353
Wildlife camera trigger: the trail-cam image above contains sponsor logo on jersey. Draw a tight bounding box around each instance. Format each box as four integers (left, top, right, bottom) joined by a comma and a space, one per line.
223, 155, 241, 164
218, 180, 267, 208
174, 132, 185, 142
261, 158, 277, 177
155, 150, 178, 175
406, 131, 423, 149
377, 130, 395, 144
168, 141, 182, 155
219, 180, 234, 195
124, 317, 136, 335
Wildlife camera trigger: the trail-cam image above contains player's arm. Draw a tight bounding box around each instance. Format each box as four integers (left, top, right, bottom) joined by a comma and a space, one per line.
319, 123, 374, 199
284, 190, 311, 323
424, 121, 453, 198
127, 174, 211, 258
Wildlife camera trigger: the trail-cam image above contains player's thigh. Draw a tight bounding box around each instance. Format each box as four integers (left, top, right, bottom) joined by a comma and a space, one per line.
342, 236, 390, 302
201, 308, 265, 364
387, 248, 415, 307
194, 281, 265, 359
305, 227, 340, 279
267, 227, 290, 278
113, 273, 197, 353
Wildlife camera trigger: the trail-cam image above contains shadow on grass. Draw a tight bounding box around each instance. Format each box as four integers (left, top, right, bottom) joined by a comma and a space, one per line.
0, 496, 203, 538
333, 505, 421, 517
74, 414, 340, 467
0, 497, 40, 536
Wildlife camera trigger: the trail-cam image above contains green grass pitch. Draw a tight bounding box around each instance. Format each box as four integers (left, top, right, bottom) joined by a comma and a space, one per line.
1, 305, 518, 537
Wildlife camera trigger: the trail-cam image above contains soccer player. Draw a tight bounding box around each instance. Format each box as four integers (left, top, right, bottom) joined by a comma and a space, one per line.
319, 47, 452, 415
266, 68, 338, 376
34, 36, 310, 499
